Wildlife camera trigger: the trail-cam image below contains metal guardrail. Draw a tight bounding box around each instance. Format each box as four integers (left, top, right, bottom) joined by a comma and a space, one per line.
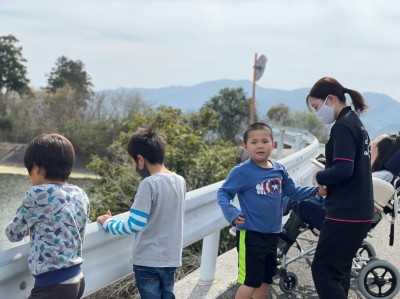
0, 129, 319, 298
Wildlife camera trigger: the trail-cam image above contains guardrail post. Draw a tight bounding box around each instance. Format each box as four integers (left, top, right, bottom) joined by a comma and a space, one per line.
293, 133, 302, 152
198, 230, 220, 284
276, 128, 285, 160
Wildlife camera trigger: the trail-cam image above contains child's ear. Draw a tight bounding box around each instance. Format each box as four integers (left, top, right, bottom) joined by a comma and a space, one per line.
272, 141, 275, 149
31, 165, 40, 174
37, 167, 46, 176
32, 165, 46, 178
136, 155, 146, 169
242, 143, 247, 150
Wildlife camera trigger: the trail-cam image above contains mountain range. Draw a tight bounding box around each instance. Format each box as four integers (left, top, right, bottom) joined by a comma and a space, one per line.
101, 79, 399, 138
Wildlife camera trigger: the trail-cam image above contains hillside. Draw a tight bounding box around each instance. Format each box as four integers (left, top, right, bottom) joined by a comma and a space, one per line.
101, 79, 400, 138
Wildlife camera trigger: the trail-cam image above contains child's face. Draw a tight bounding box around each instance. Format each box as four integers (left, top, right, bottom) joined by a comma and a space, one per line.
243, 129, 274, 165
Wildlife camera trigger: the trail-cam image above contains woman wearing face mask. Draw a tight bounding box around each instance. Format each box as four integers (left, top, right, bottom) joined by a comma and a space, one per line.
306, 77, 374, 299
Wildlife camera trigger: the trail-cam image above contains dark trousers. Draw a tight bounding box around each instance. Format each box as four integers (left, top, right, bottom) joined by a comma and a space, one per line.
28, 277, 85, 299
133, 265, 177, 299
311, 220, 371, 299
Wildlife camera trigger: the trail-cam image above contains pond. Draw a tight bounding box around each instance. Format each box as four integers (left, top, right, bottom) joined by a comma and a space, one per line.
0, 173, 95, 251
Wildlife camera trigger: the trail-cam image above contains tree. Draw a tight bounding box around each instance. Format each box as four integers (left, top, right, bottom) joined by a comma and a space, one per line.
0, 35, 30, 116
291, 110, 329, 143
0, 35, 30, 95
266, 104, 329, 143
203, 88, 250, 143
266, 103, 291, 126
45, 56, 93, 111
1, 90, 42, 143
0, 116, 12, 141
87, 105, 237, 218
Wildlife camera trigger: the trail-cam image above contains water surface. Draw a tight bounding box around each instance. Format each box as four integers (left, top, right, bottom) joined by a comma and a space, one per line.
0, 173, 95, 251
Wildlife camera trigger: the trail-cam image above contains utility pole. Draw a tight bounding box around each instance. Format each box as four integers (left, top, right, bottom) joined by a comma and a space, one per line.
250, 53, 267, 124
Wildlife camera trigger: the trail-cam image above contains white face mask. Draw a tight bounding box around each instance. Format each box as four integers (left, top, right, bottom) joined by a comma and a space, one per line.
316, 97, 335, 124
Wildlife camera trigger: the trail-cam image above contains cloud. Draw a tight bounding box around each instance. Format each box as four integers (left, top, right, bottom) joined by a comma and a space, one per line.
0, 0, 399, 101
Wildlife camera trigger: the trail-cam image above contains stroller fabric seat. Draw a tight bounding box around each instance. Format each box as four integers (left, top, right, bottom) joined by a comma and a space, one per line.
373, 177, 395, 211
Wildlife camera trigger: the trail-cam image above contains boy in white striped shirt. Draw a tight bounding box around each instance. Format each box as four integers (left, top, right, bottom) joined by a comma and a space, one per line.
97, 127, 186, 299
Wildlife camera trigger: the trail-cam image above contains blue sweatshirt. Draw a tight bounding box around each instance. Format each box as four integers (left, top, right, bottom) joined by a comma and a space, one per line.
217, 159, 318, 233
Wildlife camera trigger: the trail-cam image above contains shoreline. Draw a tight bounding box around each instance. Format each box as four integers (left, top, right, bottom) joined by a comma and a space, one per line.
0, 164, 97, 179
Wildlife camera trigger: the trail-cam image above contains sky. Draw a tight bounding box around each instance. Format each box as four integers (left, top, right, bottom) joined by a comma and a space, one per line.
1, 0, 400, 102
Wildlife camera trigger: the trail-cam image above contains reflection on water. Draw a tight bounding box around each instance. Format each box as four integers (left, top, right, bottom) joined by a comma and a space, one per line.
0, 173, 95, 251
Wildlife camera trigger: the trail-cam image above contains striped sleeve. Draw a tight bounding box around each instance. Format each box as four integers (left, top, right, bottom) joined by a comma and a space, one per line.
103, 209, 148, 235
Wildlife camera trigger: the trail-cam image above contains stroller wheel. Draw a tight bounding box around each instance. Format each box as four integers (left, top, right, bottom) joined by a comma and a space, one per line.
358, 259, 400, 299
357, 240, 377, 258
279, 272, 298, 293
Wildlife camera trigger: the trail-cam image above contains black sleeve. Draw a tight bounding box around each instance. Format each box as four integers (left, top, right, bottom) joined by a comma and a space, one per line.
332, 124, 356, 162
316, 160, 354, 186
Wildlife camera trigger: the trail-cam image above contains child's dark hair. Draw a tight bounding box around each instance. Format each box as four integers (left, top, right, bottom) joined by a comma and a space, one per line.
24, 134, 75, 181
372, 133, 400, 172
127, 127, 166, 164
243, 122, 274, 144
306, 77, 369, 115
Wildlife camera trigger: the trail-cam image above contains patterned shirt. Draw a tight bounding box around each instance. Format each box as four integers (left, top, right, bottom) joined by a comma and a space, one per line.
6, 183, 90, 276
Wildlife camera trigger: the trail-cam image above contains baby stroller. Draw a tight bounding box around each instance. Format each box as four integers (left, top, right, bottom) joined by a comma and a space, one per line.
277, 153, 400, 299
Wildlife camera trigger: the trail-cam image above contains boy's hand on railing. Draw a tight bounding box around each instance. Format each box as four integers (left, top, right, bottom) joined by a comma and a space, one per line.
97, 210, 113, 225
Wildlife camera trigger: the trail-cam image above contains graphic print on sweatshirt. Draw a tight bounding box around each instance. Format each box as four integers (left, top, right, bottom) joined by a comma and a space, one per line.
255, 178, 282, 195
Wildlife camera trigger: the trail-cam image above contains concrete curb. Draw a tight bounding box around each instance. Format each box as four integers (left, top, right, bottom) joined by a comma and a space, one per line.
175, 249, 238, 299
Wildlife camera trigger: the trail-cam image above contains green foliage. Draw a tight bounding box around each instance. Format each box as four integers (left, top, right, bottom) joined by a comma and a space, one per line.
58, 117, 125, 161
0, 35, 30, 96
266, 103, 291, 126
188, 107, 218, 135
87, 105, 237, 219
218, 227, 236, 254
203, 88, 250, 143
46, 56, 93, 111
0, 35, 31, 118
0, 117, 12, 131
266, 104, 329, 143
44, 85, 84, 124
290, 110, 329, 143
0, 91, 43, 143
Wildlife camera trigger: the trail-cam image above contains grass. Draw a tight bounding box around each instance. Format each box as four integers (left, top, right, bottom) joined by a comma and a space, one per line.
85, 247, 202, 299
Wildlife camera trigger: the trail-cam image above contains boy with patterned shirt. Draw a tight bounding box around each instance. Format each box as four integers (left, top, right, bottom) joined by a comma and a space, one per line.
6, 134, 90, 299
97, 127, 186, 299
218, 123, 324, 299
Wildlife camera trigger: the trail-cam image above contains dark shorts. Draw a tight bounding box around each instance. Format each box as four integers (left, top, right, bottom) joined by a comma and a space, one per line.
236, 230, 278, 288
28, 276, 85, 299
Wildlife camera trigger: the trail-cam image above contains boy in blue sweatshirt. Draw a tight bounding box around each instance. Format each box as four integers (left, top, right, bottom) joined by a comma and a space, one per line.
218, 122, 323, 299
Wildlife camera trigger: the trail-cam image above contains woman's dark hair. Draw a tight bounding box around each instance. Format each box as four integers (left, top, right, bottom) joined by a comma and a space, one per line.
127, 127, 166, 164
306, 77, 369, 115
24, 134, 75, 180
371, 133, 400, 172
243, 122, 274, 144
